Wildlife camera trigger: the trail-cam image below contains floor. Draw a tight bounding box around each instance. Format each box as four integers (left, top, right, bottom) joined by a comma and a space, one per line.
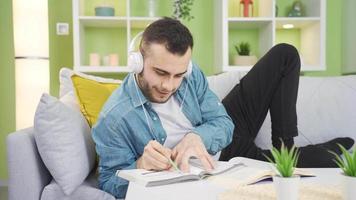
0, 186, 8, 200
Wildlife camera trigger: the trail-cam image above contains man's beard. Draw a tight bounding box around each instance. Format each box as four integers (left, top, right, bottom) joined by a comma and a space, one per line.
136, 74, 174, 103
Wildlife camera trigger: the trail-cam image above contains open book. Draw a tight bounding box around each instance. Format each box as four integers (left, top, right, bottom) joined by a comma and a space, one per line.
208, 157, 315, 188
117, 159, 244, 187
117, 157, 314, 187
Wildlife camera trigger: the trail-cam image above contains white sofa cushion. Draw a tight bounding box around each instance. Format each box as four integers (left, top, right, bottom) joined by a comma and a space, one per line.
34, 93, 96, 195
59, 68, 121, 98
254, 75, 356, 149
207, 71, 247, 101
206, 72, 356, 150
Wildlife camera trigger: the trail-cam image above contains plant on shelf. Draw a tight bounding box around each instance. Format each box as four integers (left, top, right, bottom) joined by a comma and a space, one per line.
234, 42, 250, 56
233, 42, 257, 66
172, 0, 194, 21
264, 143, 300, 200
329, 144, 356, 200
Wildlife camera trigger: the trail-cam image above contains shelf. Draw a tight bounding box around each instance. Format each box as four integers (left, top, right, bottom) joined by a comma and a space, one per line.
75, 66, 131, 73
276, 17, 321, 29
228, 18, 273, 29
275, 18, 322, 67
79, 16, 127, 28
129, 17, 160, 28
216, 0, 325, 73
228, 17, 273, 21
276, 17, 321, 21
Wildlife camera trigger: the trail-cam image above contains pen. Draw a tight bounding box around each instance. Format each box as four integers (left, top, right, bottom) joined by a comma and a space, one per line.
167, 157, 181, 173
141, 158, 181, 176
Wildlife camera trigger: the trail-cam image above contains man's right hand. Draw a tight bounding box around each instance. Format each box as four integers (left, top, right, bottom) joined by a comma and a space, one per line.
136, 140, 172, 170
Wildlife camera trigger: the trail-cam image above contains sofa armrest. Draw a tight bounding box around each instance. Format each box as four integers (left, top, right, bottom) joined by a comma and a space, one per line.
7, 127, 52, 200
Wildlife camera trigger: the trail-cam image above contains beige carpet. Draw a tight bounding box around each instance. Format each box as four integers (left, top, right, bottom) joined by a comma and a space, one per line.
218, 183, 342, 200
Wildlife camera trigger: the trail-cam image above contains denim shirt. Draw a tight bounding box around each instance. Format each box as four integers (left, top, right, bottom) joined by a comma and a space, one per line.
92, 64, 234, 199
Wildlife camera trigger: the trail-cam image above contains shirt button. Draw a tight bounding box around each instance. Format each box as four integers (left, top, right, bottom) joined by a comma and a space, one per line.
161, 138, 165, 142
153, 117, 157, 121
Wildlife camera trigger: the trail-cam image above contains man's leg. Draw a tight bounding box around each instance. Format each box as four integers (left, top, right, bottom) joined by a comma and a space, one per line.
219, 44, 354, 167
220, 43, 300, 161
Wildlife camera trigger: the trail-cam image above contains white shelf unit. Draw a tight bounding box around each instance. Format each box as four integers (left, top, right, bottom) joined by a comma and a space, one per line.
215, 0, 326, 72
72, 0, 162, 73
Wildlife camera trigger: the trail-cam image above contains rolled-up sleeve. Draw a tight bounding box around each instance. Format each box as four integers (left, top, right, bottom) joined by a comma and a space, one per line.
92, 116, 136, 199
192, 68, 234, 155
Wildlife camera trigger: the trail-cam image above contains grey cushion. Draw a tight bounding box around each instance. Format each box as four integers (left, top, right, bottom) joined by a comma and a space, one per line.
34, 93, 96, 195
41, 172, 116, 200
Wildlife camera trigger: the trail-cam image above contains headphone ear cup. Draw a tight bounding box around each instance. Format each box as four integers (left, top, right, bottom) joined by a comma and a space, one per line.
128, 52, 143, 74
184, 60, 193, 78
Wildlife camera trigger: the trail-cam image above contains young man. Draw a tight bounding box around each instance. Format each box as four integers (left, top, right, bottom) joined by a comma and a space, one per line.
92, 18, 354, 199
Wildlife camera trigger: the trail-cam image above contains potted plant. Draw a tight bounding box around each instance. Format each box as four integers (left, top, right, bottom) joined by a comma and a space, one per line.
265, 143, 300, 200
233, 42, 257, 66
329, 145, 356, 200
172, 0, 194, 21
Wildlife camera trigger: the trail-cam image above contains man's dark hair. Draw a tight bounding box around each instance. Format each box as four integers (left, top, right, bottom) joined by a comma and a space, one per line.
140, 17, 193, 56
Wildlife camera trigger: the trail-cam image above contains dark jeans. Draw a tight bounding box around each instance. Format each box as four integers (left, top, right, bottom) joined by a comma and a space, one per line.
219, 43, 300, 161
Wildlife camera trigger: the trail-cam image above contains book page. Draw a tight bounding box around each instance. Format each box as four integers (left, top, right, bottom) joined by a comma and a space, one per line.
207, 166, 274, 189
189, 159, 246, 178
228, 157, 273, 169
118, 169, 201, 187
208, 157, 315, 189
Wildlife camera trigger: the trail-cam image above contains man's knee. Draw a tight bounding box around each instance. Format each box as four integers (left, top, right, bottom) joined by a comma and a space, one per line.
271, 43, 300, 71
272, 43, 299, 57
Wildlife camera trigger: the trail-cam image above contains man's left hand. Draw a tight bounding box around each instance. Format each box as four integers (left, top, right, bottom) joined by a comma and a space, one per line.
172, 133, 215, 172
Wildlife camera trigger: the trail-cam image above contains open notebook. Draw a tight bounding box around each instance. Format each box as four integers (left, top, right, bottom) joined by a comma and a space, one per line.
117, 159, 244, 187
117, 157, 314, 187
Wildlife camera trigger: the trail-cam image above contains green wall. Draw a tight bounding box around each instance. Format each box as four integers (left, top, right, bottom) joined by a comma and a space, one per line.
48, 0, 74, 97
305, 0, 343, 76
183, 0, 214, 75
0, 0, 15, 180
0, 0, 349, 180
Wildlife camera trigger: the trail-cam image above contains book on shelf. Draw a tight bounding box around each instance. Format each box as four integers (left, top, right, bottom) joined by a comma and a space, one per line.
117, 157, 314, 187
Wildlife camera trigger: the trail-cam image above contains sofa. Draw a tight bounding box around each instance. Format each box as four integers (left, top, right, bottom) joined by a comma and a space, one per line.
7, 69, 356, 200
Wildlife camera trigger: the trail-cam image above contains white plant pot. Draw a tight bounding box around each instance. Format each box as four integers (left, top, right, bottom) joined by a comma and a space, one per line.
342, 174, 356, 200
234, 55, 257, 66
273, 175, 300, 200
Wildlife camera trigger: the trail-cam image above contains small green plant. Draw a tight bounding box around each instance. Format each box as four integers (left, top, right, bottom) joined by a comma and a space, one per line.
329, 144, 356, 177
234, 42, 251, 56
264, 143, 300, 177
172, 0, 194, 21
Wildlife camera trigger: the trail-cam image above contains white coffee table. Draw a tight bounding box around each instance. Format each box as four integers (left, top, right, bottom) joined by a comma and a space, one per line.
125, 168, 343, 200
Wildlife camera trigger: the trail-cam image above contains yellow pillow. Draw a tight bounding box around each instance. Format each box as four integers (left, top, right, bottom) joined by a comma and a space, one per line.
71, 75, 120, 127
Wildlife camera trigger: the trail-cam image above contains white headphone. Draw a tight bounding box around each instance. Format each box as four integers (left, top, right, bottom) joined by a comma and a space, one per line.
127, 31, 193, 77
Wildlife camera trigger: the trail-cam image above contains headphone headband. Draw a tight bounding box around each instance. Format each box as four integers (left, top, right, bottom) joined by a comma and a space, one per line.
127, 31, 193, 77
129, 31, 144, 53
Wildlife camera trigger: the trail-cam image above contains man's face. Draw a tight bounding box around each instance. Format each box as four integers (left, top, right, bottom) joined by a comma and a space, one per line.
137, 43, 192, 103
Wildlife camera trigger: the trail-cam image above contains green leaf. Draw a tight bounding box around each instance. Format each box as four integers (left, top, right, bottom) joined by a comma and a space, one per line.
266, 142, 299, 177
329, 144, 356, 177
234, 42, 251, 55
